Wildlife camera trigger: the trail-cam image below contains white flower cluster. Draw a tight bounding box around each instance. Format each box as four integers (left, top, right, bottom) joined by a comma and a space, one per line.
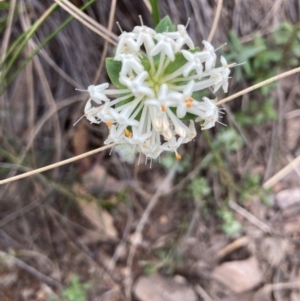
79, 20, 231, 161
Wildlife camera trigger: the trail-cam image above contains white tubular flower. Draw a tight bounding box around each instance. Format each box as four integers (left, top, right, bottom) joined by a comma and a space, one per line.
208, 56, 230, 93
162, 127, 173, 141
79, 17, 233, 163
181, 50, 204, 77
202, 40, 217, 71
160, 135, 184, 159
139, 132, 163, 159
133, 25, 156, 50
186, 120, 197, 141
87, 83, 110, 103
145, 84, 176, 117
114, 53, 144, 76
151, 33, 177, 61
141, 144, 163, 159
96, 102, 115, 124
116, 31, 139, 55
104, 124, 124, 145
176, 24, 194, 50
168, 80, 196, 118
166, 108, 188, 137
146, 84, 179, 133
120, 71, 154, 97
109, 106, 140, 127
149, 107, 170, 132
196, 97, 219, 130
125, 126, 152, 145
84, 99, 100, 124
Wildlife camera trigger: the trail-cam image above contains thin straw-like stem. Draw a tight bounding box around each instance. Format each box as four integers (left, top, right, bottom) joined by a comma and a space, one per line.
53, 0, 117, 45
263, 153, 300, 189
57, 0, 118, 42
0, 0, 17, 61
143, 0, 152, 12
59, 0, 118, 41
217, 66, 300, 106
0, 144, 115, 185
93, 0, 117, 84
207, 0, 223, 42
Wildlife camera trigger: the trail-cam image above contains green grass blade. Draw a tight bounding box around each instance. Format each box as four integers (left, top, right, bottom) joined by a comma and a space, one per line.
0, 0, 97, 94
0, 3, 59, 85
149, 0, 160, 26
0, 27, 31, 69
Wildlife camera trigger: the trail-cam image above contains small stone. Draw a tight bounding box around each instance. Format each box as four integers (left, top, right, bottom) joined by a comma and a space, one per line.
133, 274, 197, 301
276, 188, 300, 209
212, 257, 262, 293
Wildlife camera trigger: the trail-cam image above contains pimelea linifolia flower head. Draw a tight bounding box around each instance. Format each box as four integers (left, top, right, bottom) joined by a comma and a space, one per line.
78, 17, 231, 161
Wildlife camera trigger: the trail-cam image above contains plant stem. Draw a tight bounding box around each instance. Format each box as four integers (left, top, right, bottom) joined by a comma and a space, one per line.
149, 0, 160, 26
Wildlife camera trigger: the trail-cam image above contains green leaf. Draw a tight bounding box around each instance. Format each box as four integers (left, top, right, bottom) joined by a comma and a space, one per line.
228, 31, 242, 52
140, 54, 151, 71
155, 16, 175, 33
105, 58, 126, 89
116, 94, 134, 108
163, 47, 200, 75
163, 52, 187, 75
241, 45, 266, 60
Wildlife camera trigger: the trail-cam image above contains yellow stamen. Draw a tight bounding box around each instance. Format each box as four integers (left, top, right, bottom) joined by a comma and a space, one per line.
161, 104, 166, 112
106, 121, 113, 127
175, 152, 182, 160
124, 128, 132, 138
185, 97, 193, 104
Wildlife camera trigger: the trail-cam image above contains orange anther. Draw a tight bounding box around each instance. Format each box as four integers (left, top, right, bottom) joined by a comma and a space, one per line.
106, 121, 113, 127
175, 152, 182, 160
125, 128, 132, 137
161, 104, 166, 112
186, 103, 192, 108
185, 97, 193, 104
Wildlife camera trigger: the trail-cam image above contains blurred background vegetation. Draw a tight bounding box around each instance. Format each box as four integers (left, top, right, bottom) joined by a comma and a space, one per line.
1, 1, 300, 300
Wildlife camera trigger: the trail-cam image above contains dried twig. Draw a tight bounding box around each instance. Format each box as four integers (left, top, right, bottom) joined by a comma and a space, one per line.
254, 281, 300, 299
229, 200, 272, 233
194, 284, 215, 301
125, 163, 178, 300
0, 144, 115, 185
263, 153, 300, 189
217, 66, 300, 106
207, 0, 223, 42
93, 0, 117, 84
0, 251, 63, 289
53, 0, 118, 45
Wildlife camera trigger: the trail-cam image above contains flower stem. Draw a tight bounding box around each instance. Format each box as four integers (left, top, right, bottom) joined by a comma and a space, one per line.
146, 46, 155, 74
154, 51, 165, 80
161, 63, 188, 82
